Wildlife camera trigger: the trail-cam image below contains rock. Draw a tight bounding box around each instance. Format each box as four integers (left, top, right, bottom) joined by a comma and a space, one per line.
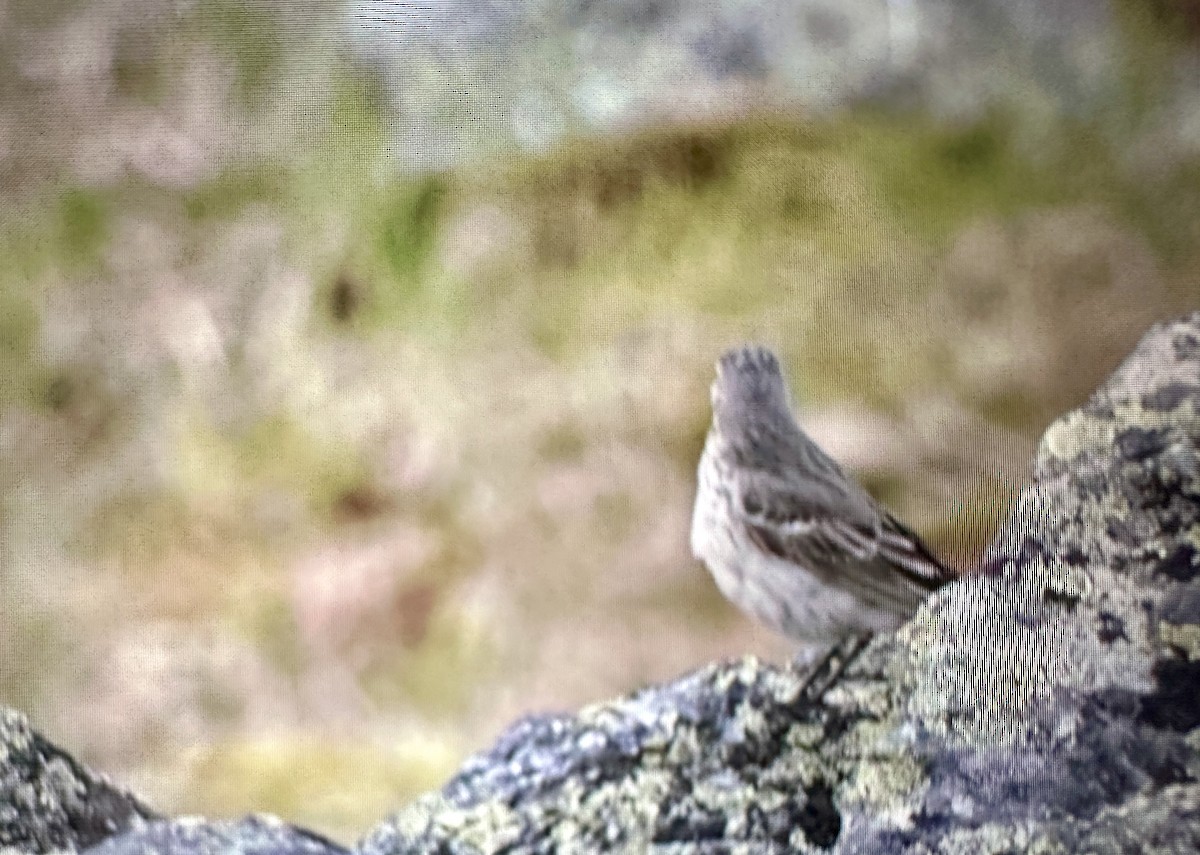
81, 816, 347, 855
350, 0, 1144, 166
0, 708, 157, 852
0, 708, 345, 855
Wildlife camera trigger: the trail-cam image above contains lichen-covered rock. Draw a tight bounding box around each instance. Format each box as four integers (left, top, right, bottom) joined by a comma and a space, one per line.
0, 708, 157, 852
358, 657, 886, 854
80, 815, 348, 855
360, 312, 1200, 854
0, 712, 345, 855
871, 312, 1200, 852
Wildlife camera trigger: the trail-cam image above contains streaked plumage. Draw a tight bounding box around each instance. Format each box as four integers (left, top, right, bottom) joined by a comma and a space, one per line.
691, 345, 954, 643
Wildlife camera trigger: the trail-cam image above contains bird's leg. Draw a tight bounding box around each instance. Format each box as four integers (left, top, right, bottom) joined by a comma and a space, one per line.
818, 632, 872, 696
793, 633, 872, 705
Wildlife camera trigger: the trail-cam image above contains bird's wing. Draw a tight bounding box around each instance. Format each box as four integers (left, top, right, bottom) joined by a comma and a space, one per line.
735, 467, 952, 592
735, 468, 879, 579
876, 510, 957, 590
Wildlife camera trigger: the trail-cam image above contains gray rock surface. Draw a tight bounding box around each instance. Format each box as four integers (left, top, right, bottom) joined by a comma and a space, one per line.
350, 0, 1158, 167
3, 312, 1200, 854
0, 708, 157, 852
80, 816, 348, 855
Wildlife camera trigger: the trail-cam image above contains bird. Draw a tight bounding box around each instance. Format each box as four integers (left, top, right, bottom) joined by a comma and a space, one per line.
691, 345, 955, 694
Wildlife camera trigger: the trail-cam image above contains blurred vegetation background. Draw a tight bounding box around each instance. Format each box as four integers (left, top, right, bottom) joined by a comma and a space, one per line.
1, 0, 1198, 842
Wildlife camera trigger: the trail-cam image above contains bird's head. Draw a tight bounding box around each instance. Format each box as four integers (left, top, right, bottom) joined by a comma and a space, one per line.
710, 345, 792, 435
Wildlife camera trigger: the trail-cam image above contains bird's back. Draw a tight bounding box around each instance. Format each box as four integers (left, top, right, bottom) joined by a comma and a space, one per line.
692, 345, 953, 642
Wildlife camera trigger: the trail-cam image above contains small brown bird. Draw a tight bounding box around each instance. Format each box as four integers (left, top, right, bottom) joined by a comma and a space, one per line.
691, 345, 954, 684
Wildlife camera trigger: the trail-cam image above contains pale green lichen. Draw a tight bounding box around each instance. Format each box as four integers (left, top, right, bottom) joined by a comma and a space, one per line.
1039, 410, 1116, 462
840, 751, 927, 827
931, 824, 1068, 855
1159, 622, 1200, 658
